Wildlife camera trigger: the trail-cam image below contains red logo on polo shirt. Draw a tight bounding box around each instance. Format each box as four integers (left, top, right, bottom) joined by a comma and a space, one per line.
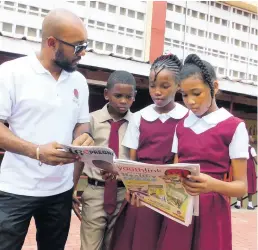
74, 89, 79, 99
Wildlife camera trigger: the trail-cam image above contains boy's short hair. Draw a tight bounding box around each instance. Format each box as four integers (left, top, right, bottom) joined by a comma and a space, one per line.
106, 70, 136, 90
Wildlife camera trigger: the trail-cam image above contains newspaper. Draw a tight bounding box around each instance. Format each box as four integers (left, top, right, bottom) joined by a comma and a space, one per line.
62, 145, 200, 226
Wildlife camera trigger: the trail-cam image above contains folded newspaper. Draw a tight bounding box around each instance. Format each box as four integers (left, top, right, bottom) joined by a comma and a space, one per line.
62, 145, 200, 226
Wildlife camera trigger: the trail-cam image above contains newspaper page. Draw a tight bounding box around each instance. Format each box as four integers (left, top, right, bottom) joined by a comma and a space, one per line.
115, 160, 199, 226
61, 145, 199, 226
61, 145, 118, 174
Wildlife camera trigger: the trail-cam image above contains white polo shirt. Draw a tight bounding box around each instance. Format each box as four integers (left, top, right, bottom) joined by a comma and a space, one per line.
0, 54, 90, 197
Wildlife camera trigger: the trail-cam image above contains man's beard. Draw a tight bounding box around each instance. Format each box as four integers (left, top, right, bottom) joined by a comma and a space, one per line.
54, 48, 77, 73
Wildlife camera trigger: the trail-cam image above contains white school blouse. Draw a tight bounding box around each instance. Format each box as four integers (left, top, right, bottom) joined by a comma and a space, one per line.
123, 103, 188, 150
172, 108, 249, 159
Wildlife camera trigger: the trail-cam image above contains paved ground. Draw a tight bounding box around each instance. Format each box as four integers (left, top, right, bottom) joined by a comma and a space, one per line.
22, 209, 257, 250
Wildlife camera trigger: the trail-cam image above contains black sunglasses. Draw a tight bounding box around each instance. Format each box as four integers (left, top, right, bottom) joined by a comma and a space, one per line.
54, 37, 88, 55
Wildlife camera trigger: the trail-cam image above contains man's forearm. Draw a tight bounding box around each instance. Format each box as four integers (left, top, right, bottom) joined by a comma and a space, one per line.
73, 122, 91, 139
0, 122, 36, 159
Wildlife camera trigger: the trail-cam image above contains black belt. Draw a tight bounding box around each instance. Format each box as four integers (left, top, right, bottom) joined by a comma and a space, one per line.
88, 177, 125, 188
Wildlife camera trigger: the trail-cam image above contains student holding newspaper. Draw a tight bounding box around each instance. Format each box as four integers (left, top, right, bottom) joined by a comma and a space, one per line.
128, 54, 248, 250
73, 70, 137, 250
110, 54, 189, 250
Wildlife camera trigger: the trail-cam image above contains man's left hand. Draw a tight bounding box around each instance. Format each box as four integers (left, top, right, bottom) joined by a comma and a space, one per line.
72, 133, 94, 146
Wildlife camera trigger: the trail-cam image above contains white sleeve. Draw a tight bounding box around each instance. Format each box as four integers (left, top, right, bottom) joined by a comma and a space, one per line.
122, 112, 141, 149
229, 122, 249, 159
251, 147, 257, 157
171, 126, 178, 153
78, 79, 90, 123
0, 63, 14, 121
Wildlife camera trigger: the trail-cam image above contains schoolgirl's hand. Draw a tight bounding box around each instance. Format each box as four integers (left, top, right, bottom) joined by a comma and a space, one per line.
125, 191, 145, 207
182, 173, 215, 196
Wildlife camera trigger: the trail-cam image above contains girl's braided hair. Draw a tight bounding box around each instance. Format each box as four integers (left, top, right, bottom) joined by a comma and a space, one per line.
150, 54, 183, 83
180, 54, 217, 97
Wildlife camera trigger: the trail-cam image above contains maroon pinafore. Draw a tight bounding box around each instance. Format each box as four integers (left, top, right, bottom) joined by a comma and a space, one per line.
110, 117, 182, 250
247, 146, 257, 194
157, 116, 244, 250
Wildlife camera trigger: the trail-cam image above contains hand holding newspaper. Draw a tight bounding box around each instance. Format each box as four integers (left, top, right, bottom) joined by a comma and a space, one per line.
62, 144, 200, 226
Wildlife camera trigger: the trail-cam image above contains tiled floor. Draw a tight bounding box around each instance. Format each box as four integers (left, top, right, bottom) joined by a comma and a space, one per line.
22, 209, 257, 250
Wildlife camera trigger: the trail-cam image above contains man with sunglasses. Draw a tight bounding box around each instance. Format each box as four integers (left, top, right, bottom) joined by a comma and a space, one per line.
0, 9, 93, 250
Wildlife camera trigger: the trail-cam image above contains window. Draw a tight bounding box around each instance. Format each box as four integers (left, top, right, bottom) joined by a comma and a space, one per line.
190, 27, 197, 35
15, 25, 25, 35
222, 19, 227, 26
88, 40, 93, 48
120, 7, 126, 15
167, 3, 173, 11
3, 1, 15, 11
174, 23, 180, 31
128, 10, 135, 18
137, 12, 144, 20
98, 2, 106, 11
175, 5, 182, 13
165, 38, 171, 46
209, 16, 213, 22
108, 5, 116, 13
126, 28, 134, 36
28, 28, 37, 37
199, 12, 206, 20
214, 33, 219, 40
107, 24, 115, 30
215, 3, 221, 8
41, 9, 49, 17
244, 12, 249, 17
237, 9, 242, 15
240, 72, 245, 78
218, 68, 224, 74
235, 23, 241, 30
136, 30, 143, 38
88, 19, 95, 27
214, 17, 220, 24
95, 41, 104, 50
105, 43, 113, 52
242, 25, 248, 32
192, 10, 198, 18
166, 21, 172, 29
125, 47, 133, 56
18, 3, 27, 14
77, 1, 86, 6
116, 45, 123, 54
222, 5, 229, 11
96, 21, 105, 30
241, 41, 247, 48
29, 6, 39, 16
90, 1, 96, 7
135, 49, 142, 57
221, 35, 226, 42
233, 70, 238, 77
198, 29, 204, 37
234, 39, 240, 46
253, 75, 258, 81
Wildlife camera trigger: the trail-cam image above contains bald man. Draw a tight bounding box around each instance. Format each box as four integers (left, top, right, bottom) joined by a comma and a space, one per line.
0, 9, 93, 250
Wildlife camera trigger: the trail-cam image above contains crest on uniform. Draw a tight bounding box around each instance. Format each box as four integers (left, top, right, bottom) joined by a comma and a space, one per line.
74, 89, 79, 99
